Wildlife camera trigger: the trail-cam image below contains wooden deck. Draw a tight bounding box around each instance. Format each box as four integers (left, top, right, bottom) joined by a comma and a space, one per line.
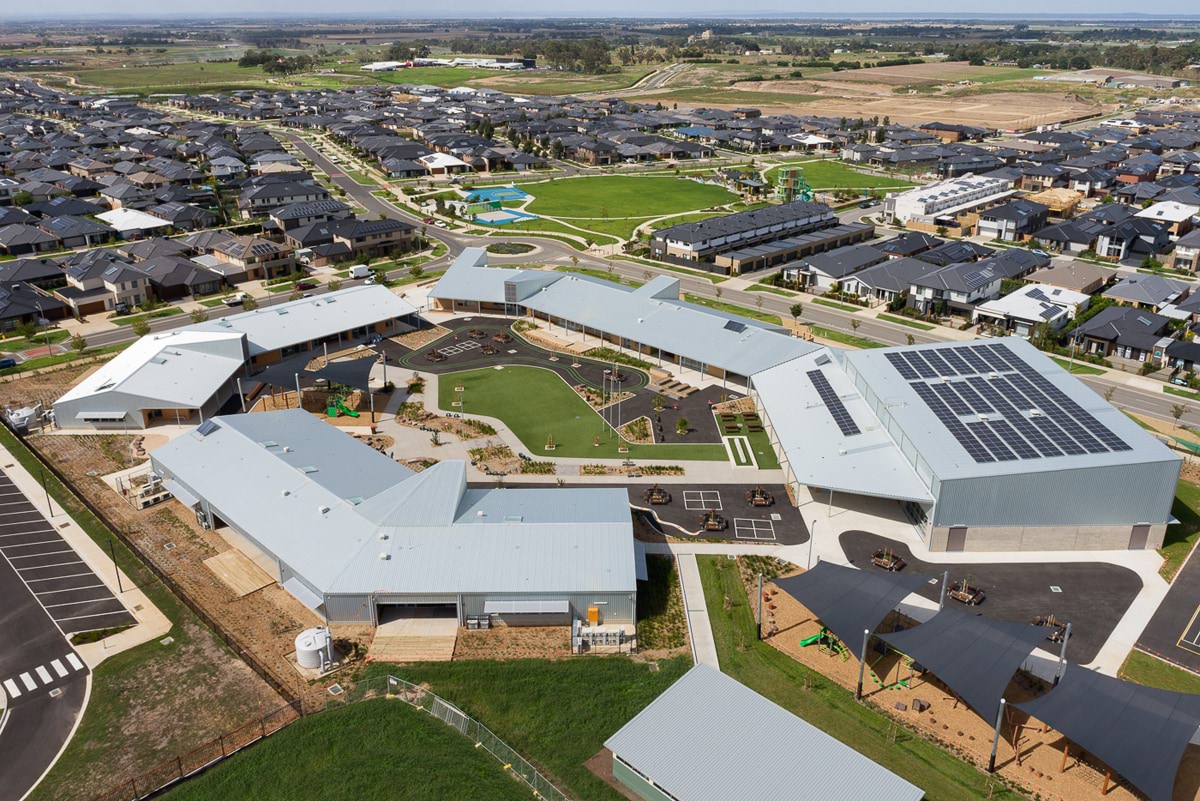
203, 549, 275, 597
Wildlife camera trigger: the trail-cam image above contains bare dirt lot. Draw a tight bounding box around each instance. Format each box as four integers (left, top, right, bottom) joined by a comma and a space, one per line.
728, 81, 1106, 128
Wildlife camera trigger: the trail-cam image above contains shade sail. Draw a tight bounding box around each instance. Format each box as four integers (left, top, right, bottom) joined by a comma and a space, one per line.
253, 350, 377, 393
253, 350, 319, 390
312, 353, 377, 393
1015, 664, 1200, 801
879, 608, 1046, 720
773, 561, 930, 660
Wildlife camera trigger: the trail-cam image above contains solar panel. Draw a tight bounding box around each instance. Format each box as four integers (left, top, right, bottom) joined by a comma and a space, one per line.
952, 381, 994, 414
958, 347, 991, 373
195, 420, 219, 437
905, 351, 938, 379
968, 421, 1018, 461
1008, 414, 1064, 458
989, 419, 1040, 460
911, 383, 994, 463
1027, 287, 1050, 303
1032, 415, 1088, 456
922, 350, 958, 377
724, 320, 747, 333
940, 348, 974, 374
962, 266, 997, 290
932, 382, 972, 415
807, 370, 861, 437
885, 352, 919, 380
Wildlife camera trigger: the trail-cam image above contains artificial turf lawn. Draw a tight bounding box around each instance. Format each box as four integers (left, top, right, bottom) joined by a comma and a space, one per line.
762, 159, 919, 190
438, 365, 727, 461
162, 699, 535, 801
697, 555, 1026, 801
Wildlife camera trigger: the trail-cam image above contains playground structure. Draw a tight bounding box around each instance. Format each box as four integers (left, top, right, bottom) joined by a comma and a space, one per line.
745, 486, 774, 507
1031, 614, 1069, 644
800, 624, 916, 690
871, 548, 907, 572
643, 484, 671, 505
948, 577, 986, 606
774, 166, 814, 203
701, 509, 727, 531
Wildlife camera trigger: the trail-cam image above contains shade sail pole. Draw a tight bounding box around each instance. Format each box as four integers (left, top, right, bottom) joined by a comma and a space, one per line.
856, 628, 869, 700
1054, 623, 1072, 685
988, 698, 1007, 773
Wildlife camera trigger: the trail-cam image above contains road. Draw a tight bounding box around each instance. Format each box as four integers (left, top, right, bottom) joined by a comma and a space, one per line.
73, 133, 1200, 426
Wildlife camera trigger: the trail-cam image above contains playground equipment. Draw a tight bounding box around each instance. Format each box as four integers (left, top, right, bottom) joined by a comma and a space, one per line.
871, 548, 907, 572
774, 167, 814, 203
948, 576, 986, 606
643, 485, 671, 505
745, 486, 774, 507
1032, 614, 1069, 643
701, 509, 727, 531
800, 627, 850, 661
327, 392, 360, 418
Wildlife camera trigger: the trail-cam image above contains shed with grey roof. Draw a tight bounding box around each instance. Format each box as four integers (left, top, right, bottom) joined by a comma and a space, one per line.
605, 664, 924, 801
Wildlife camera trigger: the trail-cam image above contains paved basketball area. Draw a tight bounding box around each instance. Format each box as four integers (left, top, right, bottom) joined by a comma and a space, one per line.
0, 468, 134, 635
839, 530, 1142, 664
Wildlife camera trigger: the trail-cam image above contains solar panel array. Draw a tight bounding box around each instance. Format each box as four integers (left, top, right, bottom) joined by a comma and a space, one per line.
887, 343, 1130, 464
807, 369, 861, 437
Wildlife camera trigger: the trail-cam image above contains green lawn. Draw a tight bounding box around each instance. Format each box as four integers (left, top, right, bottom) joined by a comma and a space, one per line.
0, 328, 71, 353
878, 313, 934, 331
438, 366, 726, 461
0, 343, 130, 375
496, 216, 616, 246
345, 170, 378, 187
162, 700, 534, 801
697, 555, 1026, 801
763, 160, 918, 191
682, 294, 782, 326
109, 307, 184, 327
717, 413, 781, 470
809, 324, 885, 349
1120, 649, 1200, 694
349, 656, 691, 801
813, 297, 863, 313
749, 284, 799, 297
1051, 357, 1105, 376
515, 176, 736, 240
1161, 479, 1200, 581
1165, 385, 1200, 401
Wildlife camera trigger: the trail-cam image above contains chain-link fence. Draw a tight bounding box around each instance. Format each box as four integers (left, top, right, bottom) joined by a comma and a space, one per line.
386, 675, 572, 801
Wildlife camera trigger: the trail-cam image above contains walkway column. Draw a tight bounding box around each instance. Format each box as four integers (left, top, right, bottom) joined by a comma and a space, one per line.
856, 629, 870, 700
756, 574, 763, 641
236, 378, 246, 413
295, 373, 302, 409
988, 698, 1007, 773
938, 570, 949, 609
1054, 623, 1072, 685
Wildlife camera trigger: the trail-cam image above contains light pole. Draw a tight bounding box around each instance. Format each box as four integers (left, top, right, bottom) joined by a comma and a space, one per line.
34, 303, 49, 356
807, 519, 816, 569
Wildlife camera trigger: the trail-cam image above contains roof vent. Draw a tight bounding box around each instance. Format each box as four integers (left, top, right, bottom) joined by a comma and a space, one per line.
318, 505, 330, 515
378, 532, 389, 541
281, 489, 291, 497
378, 552, 390, 561
283, 446, 292, 453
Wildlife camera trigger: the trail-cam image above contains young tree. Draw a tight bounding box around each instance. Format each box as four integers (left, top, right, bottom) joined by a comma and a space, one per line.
1103, 386, 1117, 404
789, 302, 803, 323
131, 319, 151, 337
675, 418, 690, 436
850, 319, 861, 333
906, 333, 916, 346
189, 308, 208, 324
1172, 403, 1188, 429
327, 279, 342, 291
70, 333, 87, 353
242, 295, 259, 311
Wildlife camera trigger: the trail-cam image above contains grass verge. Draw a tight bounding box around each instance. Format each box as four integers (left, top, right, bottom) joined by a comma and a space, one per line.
1119, 649, 1200, 694
1050, 357, 1104, 376
1161, 479, 1200, 581
809, 325, 885, 349
878, 313, 934, 331
682, 294, 781, 325
812, 297, 863, 313
109, 307, 184, 327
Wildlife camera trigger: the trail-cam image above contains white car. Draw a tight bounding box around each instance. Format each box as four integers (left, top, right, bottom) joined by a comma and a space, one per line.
434, 220, 448, 228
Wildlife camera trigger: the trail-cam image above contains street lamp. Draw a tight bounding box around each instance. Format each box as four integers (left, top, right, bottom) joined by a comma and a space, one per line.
34, 302, 49, 356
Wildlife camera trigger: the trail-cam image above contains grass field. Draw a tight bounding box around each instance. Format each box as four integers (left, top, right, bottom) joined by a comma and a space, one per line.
726, 413, 781, 470
162, 700, 534, 801
635, 555, 688, 650
697, 555, 1027, 801
63, 60, 373, 95
438, 366, 727, 461
0, 328, 71, 353
763, 160, 918, 190
347, 655, 691, 801
555, 265, 642, 287
516, 176, 736, 240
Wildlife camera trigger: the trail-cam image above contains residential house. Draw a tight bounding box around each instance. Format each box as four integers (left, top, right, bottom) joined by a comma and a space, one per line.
781, 243, 887, 290
38, 215, 114, 248
1102, 274, 1191, 313
1095, 217, 1170, 262
1074, 305, 1170, 361
1169, 228, 1200, 273
146, 202, 219, 232
237, 181, 330, 218
287, 217, 417, 266
973, 283, 1090, 336
840, 257, 942, 304
976, 199, 1050, 242
213, 235, 295, 282
55, 261, 150, 316
0, 224, 61, 256
268, 199, 353, 232
1135, 200, 1196, 239
0, 257, 65, 290
135, 256, 225, 301
1026, 260, 1113, 295
907, 259, 1003, 316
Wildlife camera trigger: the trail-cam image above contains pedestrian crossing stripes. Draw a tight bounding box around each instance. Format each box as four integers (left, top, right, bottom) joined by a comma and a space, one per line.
1, 652, 86, 700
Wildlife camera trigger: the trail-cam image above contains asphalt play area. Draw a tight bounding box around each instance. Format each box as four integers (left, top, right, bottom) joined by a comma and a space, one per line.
629, 483, 809, 544
1137, 545, 1200, 673
839, 531, 1142, 664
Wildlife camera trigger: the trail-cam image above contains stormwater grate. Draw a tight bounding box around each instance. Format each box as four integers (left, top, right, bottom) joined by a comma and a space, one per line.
328, 683, 344, 696
1050, 586, 1063, 593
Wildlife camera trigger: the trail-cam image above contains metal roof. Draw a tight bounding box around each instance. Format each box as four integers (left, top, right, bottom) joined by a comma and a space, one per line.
604, 664, 924, 801
189, 284, 417, 355
151, 411, 636, 599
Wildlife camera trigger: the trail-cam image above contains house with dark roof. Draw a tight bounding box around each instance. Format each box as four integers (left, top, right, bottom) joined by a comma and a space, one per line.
0, 224, 60, 256
55, 260, 150, 315
287, 217, 417, 265
976, 199, 1049, 242
0, 257, 65, 289
0, 282, 69, 330
146, 202, 219, 232
1075, 305, 1170, 361
907, 259, 1004, 316
237, 181, 329, 218
840, 257, 942, 304
38, 215, 113, 248
872, 232, 942, 260
1095, 218, 1170, 262
1102, 274, 1191, 313
135, 256, 225, 301
913, 240, 995, 267
1169, 228, 1200, 273
268, 199, 353, 231
782, 243, 887, 290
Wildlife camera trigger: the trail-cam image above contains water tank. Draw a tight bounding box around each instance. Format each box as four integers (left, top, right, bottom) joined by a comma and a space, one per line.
295, 626, 331, 670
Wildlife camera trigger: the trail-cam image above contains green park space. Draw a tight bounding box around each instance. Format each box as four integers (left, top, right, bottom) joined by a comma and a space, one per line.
438, 366, 727, 461
0, 328, 72, 353
763, 160, 918, 191
877, 313, 934, 331
161, 700, 536, 801
515, 176, 737, 240
1119, 649, 1200, 695
1161, 479, 1200, 581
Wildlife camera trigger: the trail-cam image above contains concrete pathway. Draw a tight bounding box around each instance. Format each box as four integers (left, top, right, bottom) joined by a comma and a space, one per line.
676, 553, 719, 668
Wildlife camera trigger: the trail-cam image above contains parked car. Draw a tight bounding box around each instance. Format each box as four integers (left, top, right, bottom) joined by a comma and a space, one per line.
434, 220, 448, 228
1171, 374, 1191, 387
0, 357, 16, 370
224, 292, 248, 307
296, 281, 318, 291
422, 218, 435, 224
348, 264, 372, 280
1030, 249, 1049, 257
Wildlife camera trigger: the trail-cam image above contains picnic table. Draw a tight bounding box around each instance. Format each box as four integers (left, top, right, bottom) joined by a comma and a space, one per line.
745, 487, 774, 507
948, 580, 985, 606
870, 549, 906, 572
643, 485, 671, 505
425, 350, 447, 363
492, 332, 512, 344
701, 510, 727, 531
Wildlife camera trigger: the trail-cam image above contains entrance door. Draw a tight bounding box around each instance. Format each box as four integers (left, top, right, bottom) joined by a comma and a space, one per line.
1128, 525, 1151, 550
946, 526, 968, 552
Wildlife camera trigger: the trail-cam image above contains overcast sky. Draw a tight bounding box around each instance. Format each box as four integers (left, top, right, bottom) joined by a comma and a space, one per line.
5, 1, 1199, 19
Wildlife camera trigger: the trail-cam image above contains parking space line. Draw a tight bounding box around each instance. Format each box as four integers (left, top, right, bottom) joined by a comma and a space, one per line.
36, 583, 105, 596
44, 596, 122, 610
0, 529, 56, 537
25, 572, 92, 583
50, 659, 67, 678
18, 559, 84, 570
9, 549, 74, 560
0, 539, 63, 548
3, 678, 20, 698
59, 610, 127, 624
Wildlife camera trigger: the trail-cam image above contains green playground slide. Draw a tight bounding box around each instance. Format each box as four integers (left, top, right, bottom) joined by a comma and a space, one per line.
335, 399, 360, 418
799, 633, 824, 648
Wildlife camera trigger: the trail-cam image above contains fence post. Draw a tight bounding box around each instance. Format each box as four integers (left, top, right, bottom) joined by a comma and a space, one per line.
176, 756, 184, 780
261, 714, 267, 738
219, 734, 226, 757
130, 777, 139, 801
